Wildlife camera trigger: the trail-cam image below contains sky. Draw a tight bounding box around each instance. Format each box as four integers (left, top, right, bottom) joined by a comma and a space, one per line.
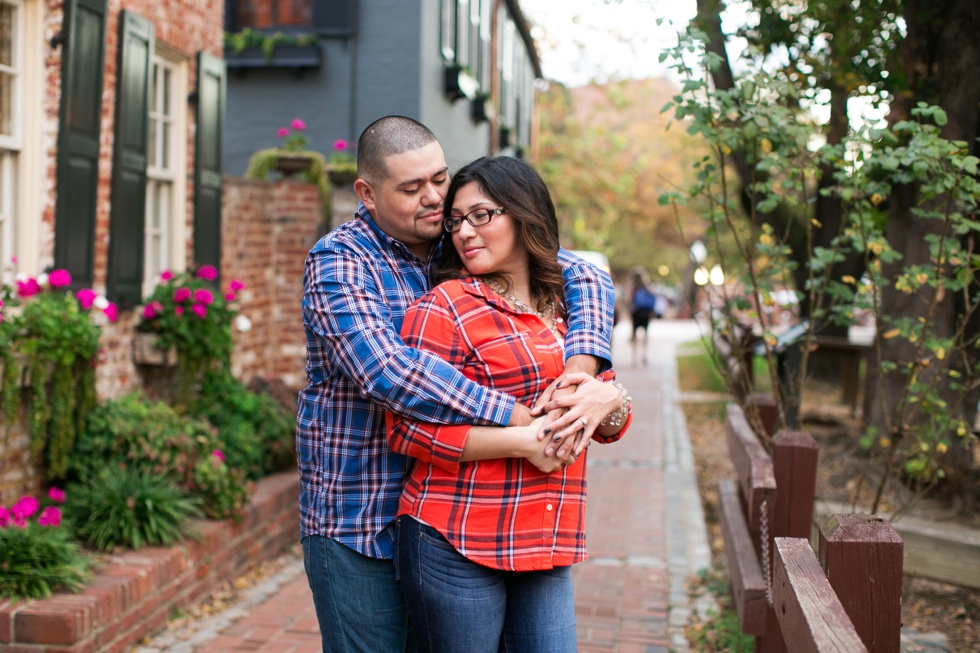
519, 0, 702, 87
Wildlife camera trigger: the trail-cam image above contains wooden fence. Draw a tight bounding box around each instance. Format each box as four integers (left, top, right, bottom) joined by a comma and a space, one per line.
718, 398, 904, 652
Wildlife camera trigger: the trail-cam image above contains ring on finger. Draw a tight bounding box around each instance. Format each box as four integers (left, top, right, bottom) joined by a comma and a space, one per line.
579, 417, 587, 427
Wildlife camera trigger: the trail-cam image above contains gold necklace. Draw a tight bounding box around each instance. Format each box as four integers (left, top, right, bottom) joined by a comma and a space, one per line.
483, 278, 560, 339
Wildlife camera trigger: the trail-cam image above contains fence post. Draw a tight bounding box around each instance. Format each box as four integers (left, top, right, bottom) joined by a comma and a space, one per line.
757, 429, 820, 653
819, 514, 904, 653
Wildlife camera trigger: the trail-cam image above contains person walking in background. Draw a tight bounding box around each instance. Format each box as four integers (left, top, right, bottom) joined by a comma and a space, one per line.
296, 116, 617, 652
387, 156, 633, 653
630, 267, 656, 366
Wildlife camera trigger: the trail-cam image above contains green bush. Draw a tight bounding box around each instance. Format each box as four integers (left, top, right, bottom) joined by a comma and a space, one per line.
191, 373, 296, 478
189, 453, 250, 519
66, 468, 202, 550
0, 494, 90, 601
70, 393, 250, 518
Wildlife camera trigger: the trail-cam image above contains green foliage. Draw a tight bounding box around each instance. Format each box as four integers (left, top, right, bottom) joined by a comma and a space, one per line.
65, 468, 202, 551
0, 493, 90, 602
660, 20, 979, 514
189, 454, 250, 520
137, 267, 239, 405
0, 522, 91, 601
189, 373, 296, 479
223, 28, 318, 60
70, 393, 251, 519
9, 282, 102, 479
686, 566, 755, 653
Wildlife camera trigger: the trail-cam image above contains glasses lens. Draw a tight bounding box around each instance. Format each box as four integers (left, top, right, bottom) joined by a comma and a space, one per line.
444, 216, 462, 233
469, 210, 492, 226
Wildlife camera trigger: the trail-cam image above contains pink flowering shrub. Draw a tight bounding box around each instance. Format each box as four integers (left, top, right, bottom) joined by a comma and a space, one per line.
0, 488, 89, 601
137, 265, 246, 402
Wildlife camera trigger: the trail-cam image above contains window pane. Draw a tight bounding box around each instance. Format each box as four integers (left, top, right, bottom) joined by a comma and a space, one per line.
0, 71, 10, 136
0, 151, 13, 284
236, 0, 311, 28
0, 4, 12, 67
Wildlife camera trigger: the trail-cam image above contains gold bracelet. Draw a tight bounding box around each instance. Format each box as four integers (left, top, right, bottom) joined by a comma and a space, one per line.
600, 381, 631, 428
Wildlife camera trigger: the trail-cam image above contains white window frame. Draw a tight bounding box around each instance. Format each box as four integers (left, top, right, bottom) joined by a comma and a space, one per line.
143, 47, 187, 297
0, 0, 22, 283
440, 0, 455, 61
456, 0, 470, 68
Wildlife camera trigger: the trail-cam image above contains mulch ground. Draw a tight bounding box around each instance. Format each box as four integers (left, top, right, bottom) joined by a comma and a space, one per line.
679, 384, 979, 652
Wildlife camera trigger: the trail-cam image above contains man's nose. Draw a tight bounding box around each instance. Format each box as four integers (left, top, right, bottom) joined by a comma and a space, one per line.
421, 182, 443, 207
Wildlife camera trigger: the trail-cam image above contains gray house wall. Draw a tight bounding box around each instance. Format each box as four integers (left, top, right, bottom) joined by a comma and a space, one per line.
224, 0, 531, 178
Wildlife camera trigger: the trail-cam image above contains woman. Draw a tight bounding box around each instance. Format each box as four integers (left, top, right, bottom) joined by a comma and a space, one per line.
386, 156, 632, 652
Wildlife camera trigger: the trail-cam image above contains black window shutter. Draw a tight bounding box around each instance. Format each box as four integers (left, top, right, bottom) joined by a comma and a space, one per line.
106, 10, 153, 307
193, 51, 225, 275
53, 0, 108, 290
313, 0, 356, 37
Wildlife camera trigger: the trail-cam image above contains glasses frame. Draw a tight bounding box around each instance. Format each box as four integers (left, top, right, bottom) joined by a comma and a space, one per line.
443, 207, 507, 233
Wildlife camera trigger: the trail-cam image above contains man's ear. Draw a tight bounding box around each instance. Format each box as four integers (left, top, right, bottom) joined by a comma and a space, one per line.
354, 178, 376, 213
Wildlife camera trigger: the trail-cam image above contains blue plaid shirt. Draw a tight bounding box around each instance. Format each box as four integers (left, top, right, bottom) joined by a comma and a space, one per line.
296, 203, 614, 558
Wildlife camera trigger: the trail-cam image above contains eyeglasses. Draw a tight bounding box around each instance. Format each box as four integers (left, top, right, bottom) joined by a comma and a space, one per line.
443, 207, 507, 233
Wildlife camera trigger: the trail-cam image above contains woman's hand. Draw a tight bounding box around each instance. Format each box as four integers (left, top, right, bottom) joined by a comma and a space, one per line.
520, 416, 580, 473
535, 373, 623, 456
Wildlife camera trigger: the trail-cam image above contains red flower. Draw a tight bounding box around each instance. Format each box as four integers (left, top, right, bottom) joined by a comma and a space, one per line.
76, 288, 97, 309
291, 118, 307, 131
16, 278, 40, 298
160, 270, 174, 281
230, 278, 245, 292
48, 487, 66, 503
103, 303, 119, 323
174, 287, 192, 303
38, 506, 62, 527
191, 303, 208, 319
194, 288, 214, 305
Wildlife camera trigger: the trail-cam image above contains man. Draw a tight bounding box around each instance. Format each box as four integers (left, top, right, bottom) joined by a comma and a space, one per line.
297, 116, 614, 652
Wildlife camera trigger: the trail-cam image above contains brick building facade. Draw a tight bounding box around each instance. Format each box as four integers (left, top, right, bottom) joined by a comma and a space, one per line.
0, 0, 325, 506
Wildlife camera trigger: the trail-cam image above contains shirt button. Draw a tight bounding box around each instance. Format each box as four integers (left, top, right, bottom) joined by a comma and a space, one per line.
546, 504, 553, 511
556, 317, 564, 323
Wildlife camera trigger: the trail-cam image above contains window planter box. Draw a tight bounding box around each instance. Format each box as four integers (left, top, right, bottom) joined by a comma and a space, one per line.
224, 44, 322, 70
133, 332, 178, 367
444, 63, 478, 102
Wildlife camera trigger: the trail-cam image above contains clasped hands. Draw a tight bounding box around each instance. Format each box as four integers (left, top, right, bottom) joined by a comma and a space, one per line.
515, 372, 622, 474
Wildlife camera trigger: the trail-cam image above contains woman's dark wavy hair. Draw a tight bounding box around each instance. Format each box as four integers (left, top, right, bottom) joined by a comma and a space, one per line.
434, 156, 564, 313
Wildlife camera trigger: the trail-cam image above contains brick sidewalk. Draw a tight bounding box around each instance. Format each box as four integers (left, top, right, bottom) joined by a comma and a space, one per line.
135, 321, 710, 653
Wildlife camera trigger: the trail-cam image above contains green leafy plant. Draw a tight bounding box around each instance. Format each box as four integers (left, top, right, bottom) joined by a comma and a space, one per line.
137, 266, 244, 404
0, 285, 18, 431
5, 270, 115, 479
0, 491, 91, 601
188, 451, 250, 520
70, 393, 251, 519
189, 373, 296, 479
65, 468, 202, 551
223, 28, 318, 61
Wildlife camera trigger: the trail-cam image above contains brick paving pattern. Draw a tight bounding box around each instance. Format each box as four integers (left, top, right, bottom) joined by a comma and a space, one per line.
135, 321, 710, 653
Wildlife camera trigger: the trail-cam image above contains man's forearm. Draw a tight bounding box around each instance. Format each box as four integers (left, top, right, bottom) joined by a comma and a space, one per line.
564, 354, 600, 377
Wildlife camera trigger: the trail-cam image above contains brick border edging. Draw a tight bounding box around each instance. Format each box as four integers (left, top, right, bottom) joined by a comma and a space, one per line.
0, 470, 300, 653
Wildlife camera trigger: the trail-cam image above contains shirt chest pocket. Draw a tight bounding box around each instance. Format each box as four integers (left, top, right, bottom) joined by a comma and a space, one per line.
465, 331, 557, 395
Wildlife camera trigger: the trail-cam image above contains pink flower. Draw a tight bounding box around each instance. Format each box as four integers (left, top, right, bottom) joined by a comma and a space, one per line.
160, 270, 174, 281
229, 279, 245, 292
77, 288, 97, 309
48, 269, 72, 287
277, 127, 290, 138
16, 278, 40, 298
333, 139, 348, 151
225, 293, 236, 301
38, 506, 61, 527
12, 496, 39, 519
0, 506, 9, 527
194, 288, 214, 305
173, 287, 192, 303
212, 449, 225, 462
48, 487, 66, 503
197, 265, 218, 281
291, 118, 307, 131
191, 303, 208, 319
103, 302, 118, 323
143, 303, 159, 319
175, 306, 184, 316
10, 256, 16, 264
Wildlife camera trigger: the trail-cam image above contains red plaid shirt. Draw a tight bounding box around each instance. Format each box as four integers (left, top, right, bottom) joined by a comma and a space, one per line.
386, 277, 630, 571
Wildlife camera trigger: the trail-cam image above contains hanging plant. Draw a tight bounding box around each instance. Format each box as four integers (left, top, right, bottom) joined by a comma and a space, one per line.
6, 270, 114, 479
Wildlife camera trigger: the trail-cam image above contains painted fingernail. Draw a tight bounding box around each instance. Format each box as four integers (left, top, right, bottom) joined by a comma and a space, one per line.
544, 428, 552, 435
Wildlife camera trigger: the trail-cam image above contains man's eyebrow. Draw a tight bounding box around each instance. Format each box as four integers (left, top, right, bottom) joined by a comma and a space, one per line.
396, 167, 449, 188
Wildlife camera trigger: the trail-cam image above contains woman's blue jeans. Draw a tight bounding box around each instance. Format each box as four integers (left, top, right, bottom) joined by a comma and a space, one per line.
394, 516, 577, 653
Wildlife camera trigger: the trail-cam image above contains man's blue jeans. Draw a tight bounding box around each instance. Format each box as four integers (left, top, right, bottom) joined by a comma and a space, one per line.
394, 516, 577, 653
303, 535, 414, 653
